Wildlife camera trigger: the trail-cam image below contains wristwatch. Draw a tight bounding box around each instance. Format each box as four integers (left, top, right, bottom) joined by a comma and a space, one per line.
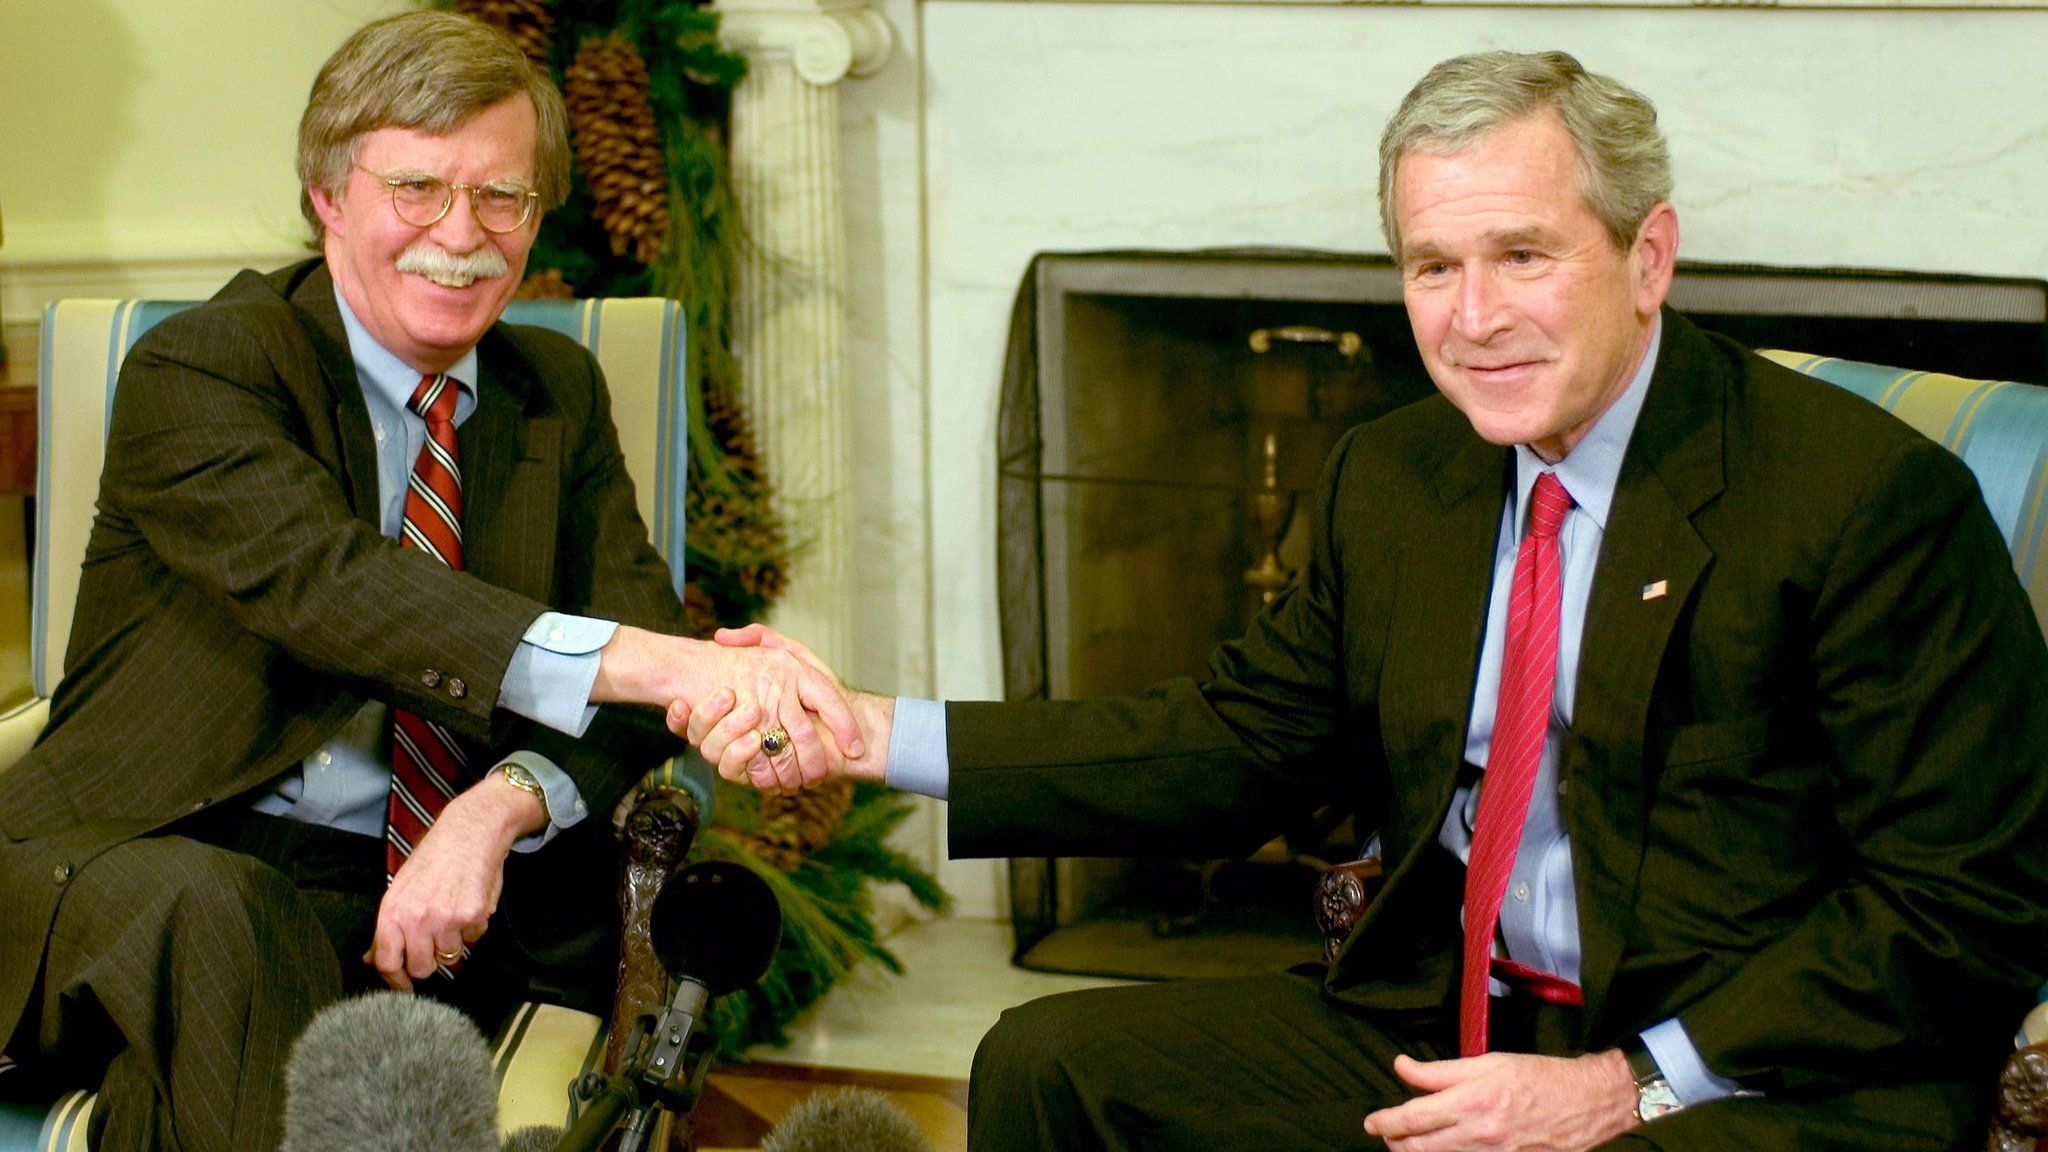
497, 761, 545, 801
1625, 1039, 1685, 1123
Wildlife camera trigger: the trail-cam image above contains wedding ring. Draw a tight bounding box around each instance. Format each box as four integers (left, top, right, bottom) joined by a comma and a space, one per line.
760, 726, 791, 757
436, 948, 463, 963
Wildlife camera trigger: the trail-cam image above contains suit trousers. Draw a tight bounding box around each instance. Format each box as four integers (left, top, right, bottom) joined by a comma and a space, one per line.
969, 968, 1629, 1152
965, 968, 1987, 1152
11, 810, 623, 1152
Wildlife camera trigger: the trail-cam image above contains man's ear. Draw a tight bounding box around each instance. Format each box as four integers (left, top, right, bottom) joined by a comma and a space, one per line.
308, 184, 347, 238
1631, 202, 1679, 317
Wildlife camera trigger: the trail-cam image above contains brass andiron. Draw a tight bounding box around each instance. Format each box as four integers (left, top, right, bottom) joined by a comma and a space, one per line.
1244, 432, 1296, 605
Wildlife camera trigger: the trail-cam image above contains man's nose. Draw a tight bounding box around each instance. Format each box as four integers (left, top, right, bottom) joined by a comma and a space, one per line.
1454, 266, 1512, 343
427, 188, 489, 248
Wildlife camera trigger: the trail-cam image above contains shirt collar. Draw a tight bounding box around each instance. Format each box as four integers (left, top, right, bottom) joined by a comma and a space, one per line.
1511, 311, 1662, 534
332, 286, 479, 418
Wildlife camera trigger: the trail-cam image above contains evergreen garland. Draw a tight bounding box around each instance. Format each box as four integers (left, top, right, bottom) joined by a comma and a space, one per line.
437, 0, 947, 1055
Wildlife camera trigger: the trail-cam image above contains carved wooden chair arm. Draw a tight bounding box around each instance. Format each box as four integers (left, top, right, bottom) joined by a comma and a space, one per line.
1312, 854, 1383, 964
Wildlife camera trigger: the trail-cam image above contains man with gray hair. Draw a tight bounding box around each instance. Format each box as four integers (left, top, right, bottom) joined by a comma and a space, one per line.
686, 49, 2048, 1150
0, 12, 855, 1150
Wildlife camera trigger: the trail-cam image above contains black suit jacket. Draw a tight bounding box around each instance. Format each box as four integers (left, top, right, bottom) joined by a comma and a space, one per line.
948, 311, 2048, 1142
0, 260, 689, 1043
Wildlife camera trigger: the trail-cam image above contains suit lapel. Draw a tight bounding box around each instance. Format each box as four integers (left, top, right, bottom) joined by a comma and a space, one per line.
461, 331, 560, 601
1382, 427, 1510, 870
1568, 311, 1726, 1036
289, 267, 388, 523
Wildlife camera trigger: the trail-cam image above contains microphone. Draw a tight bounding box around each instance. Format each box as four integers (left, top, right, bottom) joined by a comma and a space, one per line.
760, 1087, 934, 1152
555, 859, 782, 1152
502, 1127, 565, 1152
281, 991, 500, 1152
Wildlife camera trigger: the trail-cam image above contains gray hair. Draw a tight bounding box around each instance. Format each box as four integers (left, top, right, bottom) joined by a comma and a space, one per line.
1377, 50, 1671, 262
296, 11, 571, 242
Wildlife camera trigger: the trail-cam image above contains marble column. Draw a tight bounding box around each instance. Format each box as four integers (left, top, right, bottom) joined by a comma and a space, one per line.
713, 0, 891, 672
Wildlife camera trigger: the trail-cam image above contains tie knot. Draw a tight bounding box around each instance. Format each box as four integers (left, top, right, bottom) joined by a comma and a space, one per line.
1527, 472, 1573, 540
409, 374, 458, 426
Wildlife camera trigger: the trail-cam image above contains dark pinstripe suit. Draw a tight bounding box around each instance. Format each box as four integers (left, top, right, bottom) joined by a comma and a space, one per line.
0, 260, 688, 1149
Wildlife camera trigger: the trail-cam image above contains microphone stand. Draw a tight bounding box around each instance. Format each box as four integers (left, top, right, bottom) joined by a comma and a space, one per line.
553, 975, 720, 1152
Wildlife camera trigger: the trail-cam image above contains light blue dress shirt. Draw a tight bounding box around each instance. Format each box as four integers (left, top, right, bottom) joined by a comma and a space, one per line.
891, 315, 1744, 1103
249, 290, 618, 851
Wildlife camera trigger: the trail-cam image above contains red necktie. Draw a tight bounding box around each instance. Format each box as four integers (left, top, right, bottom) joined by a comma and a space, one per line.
1459, 471, 1573, 1056
384, 375, 471, 931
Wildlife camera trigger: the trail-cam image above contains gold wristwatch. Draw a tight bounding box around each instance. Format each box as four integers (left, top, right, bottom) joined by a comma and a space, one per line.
1626, 1039, 1684, 1122
497, 761, 545, 800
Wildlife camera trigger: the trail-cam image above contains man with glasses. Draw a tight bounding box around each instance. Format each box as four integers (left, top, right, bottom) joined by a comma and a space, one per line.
0, 13, 857, 1150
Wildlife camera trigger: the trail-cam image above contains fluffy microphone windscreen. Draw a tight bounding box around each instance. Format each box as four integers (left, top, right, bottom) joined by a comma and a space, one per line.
281, 991, 500, 1152
501, 1125, 566, 1151
760, 1087, 933, 1152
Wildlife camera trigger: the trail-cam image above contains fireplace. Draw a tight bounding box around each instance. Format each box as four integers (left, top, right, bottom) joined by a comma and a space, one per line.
996, 249, 2048, 980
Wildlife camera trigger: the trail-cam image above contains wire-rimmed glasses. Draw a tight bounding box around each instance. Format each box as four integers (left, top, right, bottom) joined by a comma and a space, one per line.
358, 167, 539, 234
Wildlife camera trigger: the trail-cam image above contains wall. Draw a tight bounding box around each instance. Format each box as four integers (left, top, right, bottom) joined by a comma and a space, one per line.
835, 0, 2048, 917
0, 0, 407, 323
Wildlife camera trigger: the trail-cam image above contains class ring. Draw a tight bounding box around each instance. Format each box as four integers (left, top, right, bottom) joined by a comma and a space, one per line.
760, 726, 792, 757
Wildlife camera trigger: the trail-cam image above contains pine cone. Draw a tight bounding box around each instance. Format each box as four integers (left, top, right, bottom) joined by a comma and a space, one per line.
451, 0, 555, 73
686, 368, 788, 609
681, 582, 721, 639
564, 34, 672, 267
514, 267, 576, 300
746, 777, 855, 872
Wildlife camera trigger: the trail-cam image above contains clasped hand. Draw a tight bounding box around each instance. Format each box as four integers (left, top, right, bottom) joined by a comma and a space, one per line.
666, 624, 885, 795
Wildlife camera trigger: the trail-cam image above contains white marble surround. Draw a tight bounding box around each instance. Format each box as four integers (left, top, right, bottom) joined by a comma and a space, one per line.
837, 1, 2048, 918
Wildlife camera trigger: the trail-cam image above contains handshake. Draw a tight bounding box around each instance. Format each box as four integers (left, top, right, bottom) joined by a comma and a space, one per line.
594, 622, 889, 797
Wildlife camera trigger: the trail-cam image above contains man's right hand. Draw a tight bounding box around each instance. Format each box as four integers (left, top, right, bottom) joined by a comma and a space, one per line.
590, 624, 864, 790
669, 624, 894, 793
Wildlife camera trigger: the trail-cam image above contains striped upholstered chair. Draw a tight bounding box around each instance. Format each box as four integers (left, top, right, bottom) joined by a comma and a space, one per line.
0, 297, 707, 1149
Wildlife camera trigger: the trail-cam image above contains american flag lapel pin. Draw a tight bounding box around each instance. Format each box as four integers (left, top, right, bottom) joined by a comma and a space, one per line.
1642, 580, 1669, 601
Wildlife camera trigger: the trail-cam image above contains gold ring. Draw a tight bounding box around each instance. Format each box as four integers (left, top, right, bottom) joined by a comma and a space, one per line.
760, 726, 791, 757
436, 948, 463, 962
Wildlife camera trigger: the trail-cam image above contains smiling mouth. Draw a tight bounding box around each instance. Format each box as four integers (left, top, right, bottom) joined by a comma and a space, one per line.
415, 270, 483, 289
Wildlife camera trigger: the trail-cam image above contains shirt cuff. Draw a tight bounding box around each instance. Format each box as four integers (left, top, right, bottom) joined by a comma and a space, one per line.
495, 750, 591, 853
1641, 1018, 1749, 1106
500, 613, 619, 736
887, 697, 950, 799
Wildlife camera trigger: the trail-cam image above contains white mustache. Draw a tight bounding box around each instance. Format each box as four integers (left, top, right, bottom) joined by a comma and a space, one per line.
395, 243, 508, 289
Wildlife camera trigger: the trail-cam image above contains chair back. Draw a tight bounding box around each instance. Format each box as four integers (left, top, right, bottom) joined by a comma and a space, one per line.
32, 297, 689, 700
1761, 351, 2048, 634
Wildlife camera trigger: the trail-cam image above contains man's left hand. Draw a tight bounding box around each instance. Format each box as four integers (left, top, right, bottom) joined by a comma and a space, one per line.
364, 774, 542, 991
1361, 1050, 1637, 1152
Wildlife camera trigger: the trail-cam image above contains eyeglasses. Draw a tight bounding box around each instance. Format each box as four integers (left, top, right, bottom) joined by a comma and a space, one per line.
358, 167, 539, 234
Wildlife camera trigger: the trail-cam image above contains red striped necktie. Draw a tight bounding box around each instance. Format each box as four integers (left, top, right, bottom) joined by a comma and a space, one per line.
1459, 471, 1574, 1056
384, 374, 472, 974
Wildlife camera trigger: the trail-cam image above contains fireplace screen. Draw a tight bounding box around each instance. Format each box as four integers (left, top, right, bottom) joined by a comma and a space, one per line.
996, 249, 2048, 980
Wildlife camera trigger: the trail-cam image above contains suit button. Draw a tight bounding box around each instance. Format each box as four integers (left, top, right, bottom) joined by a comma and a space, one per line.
447, 678, 467, 699
421, 669, 443, 688
1557, 779, 1569, 797
52, 862, 72, 885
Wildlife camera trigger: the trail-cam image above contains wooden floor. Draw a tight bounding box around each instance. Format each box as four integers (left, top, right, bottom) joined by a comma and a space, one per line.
693, 1062, 968, 1152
